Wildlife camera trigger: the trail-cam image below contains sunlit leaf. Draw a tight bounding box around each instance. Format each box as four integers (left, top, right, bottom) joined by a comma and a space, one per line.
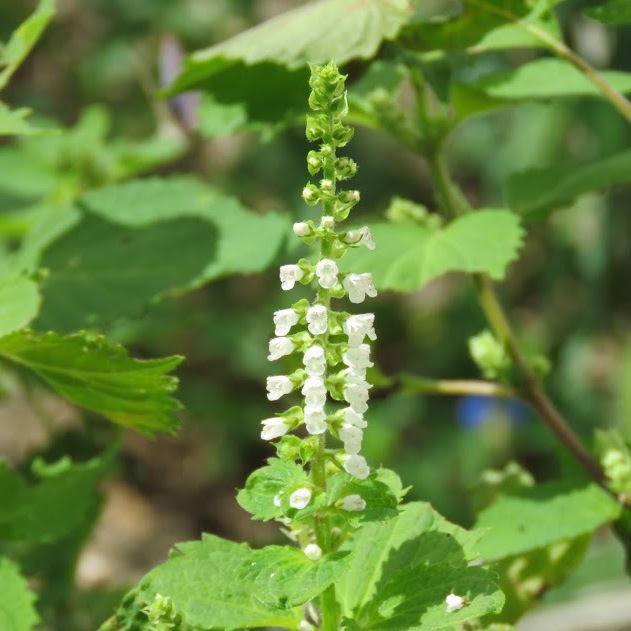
0, 557, 40, 631
0, 276, 40, 338
340, 210, 523, 292
0, 330, 183, 434
169, 0, 412, 122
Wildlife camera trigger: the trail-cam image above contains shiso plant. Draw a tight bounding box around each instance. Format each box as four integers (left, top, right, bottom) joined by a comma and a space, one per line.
121, 63, 505, 631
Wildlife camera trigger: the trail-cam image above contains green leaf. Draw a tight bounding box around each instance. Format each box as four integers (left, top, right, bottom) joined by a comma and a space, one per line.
0, 102, 47, 137
237, 458, 309, 521
0, 276, 40, 338
81, 177, 289, 281
0, 330, 183, 435
0, 453, 111, 543
0, 557, 40, 631
452, 58, 631, 119
473, 481, 622, 562
35, 210, 218, 331
585, 0, 631, 25
340, 211, 523, 292
140, 534, 352, 629
0, 0, 55, 91
169, 0, 412, 122
337, 502, 503, 629
505, 149, 631, 219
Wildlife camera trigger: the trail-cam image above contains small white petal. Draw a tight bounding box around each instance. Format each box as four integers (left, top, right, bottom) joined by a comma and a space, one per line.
260, 417, 289, 441
273, 494, 282, 507
343, 273, 377, 304
280, 264, 305, 291
268, 337, 296, 361
289, 487, 312, 510
343, 314, 376, 348
304, 543, 322, 560
306, 304, 328, 335
304, 406, 327, 434
315, 259, 339, 289
344, 383, 370, 414
303, 345, 327, 375
445, 593, 466, 613
346, 226, 376, 250
343, 344, 374, 371
342, 407, 367, 429
273, 308, 300, 336
266, 376, 294, 401
339, 423, 363, 455
341, 494, 366, 511
344, 454, 370, 480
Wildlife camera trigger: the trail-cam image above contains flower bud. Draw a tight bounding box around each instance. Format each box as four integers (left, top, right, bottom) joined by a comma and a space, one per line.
445, 593, 467, 613
304, 543, 322, 560
289, 487, 312, 509
320, 215, 335, 229
293, 222, 311, 237
320, 178, 333, 192
302, 184, 319, 206
340, 494, 366, 511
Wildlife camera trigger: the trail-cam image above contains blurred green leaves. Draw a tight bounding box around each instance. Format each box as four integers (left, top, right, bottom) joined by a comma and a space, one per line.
0, 276, 40, 338
0, 330, 183, 434
585, 0, 631, 25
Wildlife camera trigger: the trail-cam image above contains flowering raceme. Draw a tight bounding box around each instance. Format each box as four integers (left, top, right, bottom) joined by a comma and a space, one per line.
255, 62, 379, 563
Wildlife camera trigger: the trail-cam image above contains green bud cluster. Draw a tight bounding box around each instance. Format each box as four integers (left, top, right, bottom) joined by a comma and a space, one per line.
602, 449, 631, 496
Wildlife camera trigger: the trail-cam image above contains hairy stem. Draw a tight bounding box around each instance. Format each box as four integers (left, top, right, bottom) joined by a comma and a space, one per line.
427, 150, 607, 487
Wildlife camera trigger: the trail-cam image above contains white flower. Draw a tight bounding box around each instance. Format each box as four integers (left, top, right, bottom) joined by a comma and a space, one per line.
445, 593, 466, 613
339, 423, 363, 455
315, 258, 339, 289
343, 273, 377, 304
320, 216, 335, 229
306, 304, 328, 335
342, 407, 367, 429
273, 308, 300, 336
304, 406, 327, 434
268, 337, 296, 361
344, 383, 370, 414
293, 222, 310, 237
346, 226, 376, 250
343, 344, 374, 372
266, 376, 294, 401
273, 494, 282, 507
341, 494, 366, 511
280, 264, 305, 291
344, 454, 370, 480
343, 314, 376, 348
260, 417, 289, 441
303, 345, 326, 376
302, 376, 327, 408
289, 487, 312, 509
304, 543, 322, 560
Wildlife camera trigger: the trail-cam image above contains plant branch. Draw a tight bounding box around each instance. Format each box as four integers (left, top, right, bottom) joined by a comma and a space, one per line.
466, 0, 631, 125
399, 374, 518, 398
427, 150, 608, 488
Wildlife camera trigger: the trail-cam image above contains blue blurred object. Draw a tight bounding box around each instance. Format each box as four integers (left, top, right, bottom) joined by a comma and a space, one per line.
456, 395, 530, 429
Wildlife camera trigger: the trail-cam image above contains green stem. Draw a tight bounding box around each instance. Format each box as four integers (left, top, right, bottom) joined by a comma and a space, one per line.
400, 374, 518, 398
427, 150, 607, 487
466, 0, 631, 126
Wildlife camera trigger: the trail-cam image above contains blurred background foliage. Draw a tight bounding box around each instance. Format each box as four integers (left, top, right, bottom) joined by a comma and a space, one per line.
2, 0, 631, 628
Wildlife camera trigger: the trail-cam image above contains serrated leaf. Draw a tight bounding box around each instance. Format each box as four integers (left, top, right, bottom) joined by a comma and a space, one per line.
81, 177, 289, 282
505, 149, 631, 219
35, 211, 218, 331
337, 502, 503, 629
237, 458, 309, 521
0, 276, 40, 338
0, 0, 55, 91
0, 330, 183, 435
340, 211, 523, 292
0, 453, 111, 543
0, 557, 40, 631
585, 0, 631, 25
169, 0, 412, 122
473, 481, 621, 562
452, 58, 631, 118
140, 534, 342, 629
